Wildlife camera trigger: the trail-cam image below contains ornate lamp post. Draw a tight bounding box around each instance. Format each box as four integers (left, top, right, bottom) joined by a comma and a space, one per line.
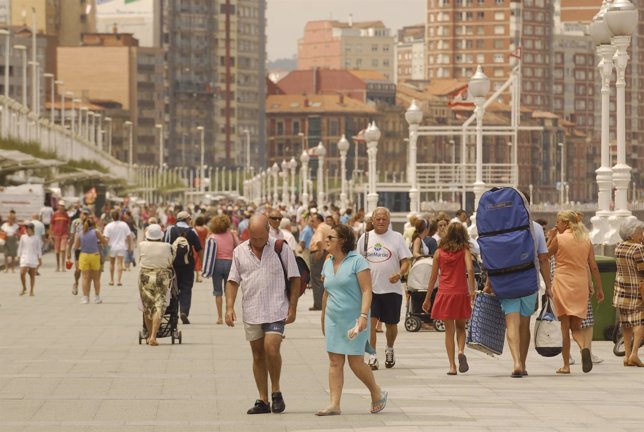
337, 134, 350, 211
364, 122, 381, 213
405, 100, 423, 213
589, 0, 615, 245
605, 0, 638, 244
300, 150, 310, 206
289, 157, 297, 205
281, 159, 290, 205
271, 162, 279, 204
316, 142, 326, 207
469, 65, 490, 213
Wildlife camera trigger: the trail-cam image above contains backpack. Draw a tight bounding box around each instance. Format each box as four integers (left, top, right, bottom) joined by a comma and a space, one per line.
274, 239, 310, 298
171, 226, 193, 267
476, 187, 539, 300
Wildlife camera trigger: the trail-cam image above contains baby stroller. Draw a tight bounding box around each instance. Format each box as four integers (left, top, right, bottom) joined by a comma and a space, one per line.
404, 257, 444, 332
138, 272, 182, 344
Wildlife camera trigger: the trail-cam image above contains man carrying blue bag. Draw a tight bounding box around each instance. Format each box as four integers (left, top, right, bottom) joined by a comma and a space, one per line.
476, 188, 552, 378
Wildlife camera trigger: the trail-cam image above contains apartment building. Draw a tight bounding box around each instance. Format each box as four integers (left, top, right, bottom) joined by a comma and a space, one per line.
426, 0, 553, 111
163, 0, 266, 168
57, 33, 165, 165
298, 19, 395, 81
396, 24, 426, 82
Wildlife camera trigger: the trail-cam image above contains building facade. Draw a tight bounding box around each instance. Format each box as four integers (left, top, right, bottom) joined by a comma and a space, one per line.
396, 24, 426, 82
298, 19, 395, 81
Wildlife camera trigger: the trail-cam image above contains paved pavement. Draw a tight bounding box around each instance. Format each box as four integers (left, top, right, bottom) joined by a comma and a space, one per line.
1, 252, 643, 432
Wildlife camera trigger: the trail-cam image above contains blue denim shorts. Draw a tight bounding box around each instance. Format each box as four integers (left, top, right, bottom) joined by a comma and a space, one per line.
243, 320, 286, 341
499, 292, 538, 317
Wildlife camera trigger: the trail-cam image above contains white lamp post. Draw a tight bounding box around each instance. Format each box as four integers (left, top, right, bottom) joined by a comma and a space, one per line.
468, 65, 490, 235
281, 160, 290, 205
289, 157, 297, 205
405, 100, 423, 213
337, 134, 350, 211
13, 45, 27, 107
300, 150, 310, 206
364, 122, 381, 213
606, 0, 638, 229
271, 162, 279, 204
316, 141, 326, 207
124, 120, 133, 171
197, 126, 205, 193
589, 0, 615, 245
1, 30, 9, 137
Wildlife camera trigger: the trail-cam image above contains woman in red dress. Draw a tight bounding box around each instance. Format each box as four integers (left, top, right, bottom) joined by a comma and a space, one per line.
422, 222, 476, 375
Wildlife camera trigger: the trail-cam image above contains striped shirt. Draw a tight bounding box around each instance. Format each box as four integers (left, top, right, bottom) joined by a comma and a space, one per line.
614, 240, 644, 310
228, 238, 300, 324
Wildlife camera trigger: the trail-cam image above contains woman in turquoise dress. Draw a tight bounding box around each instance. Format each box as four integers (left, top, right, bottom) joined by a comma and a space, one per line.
317, 224, 387, 416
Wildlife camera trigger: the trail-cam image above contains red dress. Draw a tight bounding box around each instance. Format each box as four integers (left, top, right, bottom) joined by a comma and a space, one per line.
431, 248, 472, 320
193, 225, 209, 272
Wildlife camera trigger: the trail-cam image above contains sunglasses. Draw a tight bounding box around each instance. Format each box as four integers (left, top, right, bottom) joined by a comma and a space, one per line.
269, 217, 281, 221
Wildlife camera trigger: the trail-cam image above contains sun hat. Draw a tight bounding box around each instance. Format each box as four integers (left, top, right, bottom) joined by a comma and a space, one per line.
145, 224, 164, 241
176, 211, 191, 221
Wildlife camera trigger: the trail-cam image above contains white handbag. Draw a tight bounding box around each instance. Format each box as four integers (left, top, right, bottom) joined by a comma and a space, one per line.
534, 296, 562, 357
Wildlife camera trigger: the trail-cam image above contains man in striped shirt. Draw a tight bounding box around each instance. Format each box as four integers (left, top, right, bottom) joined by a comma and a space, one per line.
225, 214, 300, 415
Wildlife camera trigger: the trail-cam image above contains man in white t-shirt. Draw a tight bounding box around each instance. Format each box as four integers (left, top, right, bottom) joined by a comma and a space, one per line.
356, 207, 411, 370
103, 210, 133, 286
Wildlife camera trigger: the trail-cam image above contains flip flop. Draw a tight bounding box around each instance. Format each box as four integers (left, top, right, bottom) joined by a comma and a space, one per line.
581, 348, 593, 373
556, 368, 570, 375
458, 353, 469, 373
522, 370, 528, 376
315, 409, 341, 416
446, 371, 457, 376
370, 391, 388, 414
511, 371, 523, 378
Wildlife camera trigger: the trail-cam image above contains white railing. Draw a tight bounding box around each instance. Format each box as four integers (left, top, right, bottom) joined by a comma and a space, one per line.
0, 96, 131, 181
416, 162, 516, 191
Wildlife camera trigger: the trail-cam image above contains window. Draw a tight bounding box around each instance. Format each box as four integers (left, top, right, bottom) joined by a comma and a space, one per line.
494, 12, 504, 20
494, 25, 505, 35
494, 53, 504, 63
277, 121, 284, 135
329, 118, 339, 136
372, 44, 378, 52
372, 59, 378, 67
293, 120, 300, 135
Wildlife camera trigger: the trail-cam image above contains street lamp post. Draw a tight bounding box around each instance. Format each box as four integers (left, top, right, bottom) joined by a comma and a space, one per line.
589, 0, 615, 245
289, 157, 297, 205
606, 0, 638, 229
281, 160, 289, 205
271, 163, 279, 204
300, 151, 310, 206
0, 29, 9, 137
197, 126, 205, 193
337, 134, 350, 211
468, 65, 490, 235
124, 120, 133, 172
558, 142, 565, 208
364, 122, 381, 213
316, 142, 326, 207
405, 100, 423, 213
30, 7, 37, 116
13, 45, 27, 107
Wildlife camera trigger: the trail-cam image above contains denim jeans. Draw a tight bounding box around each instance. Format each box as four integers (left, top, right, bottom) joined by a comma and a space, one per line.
212, 259, 232, 297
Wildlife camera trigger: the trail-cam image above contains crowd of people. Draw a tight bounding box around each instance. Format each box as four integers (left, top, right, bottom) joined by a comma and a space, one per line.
1, 192, 643, 415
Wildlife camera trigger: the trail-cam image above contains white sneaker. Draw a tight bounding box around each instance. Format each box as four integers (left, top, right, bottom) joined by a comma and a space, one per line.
94, 296, 102, 304
368, 353, 379, 370
591, 353, 604, 364
569, 356, 576, 365
81, 296, 89, 304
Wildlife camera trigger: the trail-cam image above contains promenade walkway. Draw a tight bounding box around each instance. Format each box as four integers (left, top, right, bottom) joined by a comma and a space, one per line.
0, 252, 642, 432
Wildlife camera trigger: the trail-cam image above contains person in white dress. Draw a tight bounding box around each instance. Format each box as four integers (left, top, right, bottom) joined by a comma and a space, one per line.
18, 223, 42, 296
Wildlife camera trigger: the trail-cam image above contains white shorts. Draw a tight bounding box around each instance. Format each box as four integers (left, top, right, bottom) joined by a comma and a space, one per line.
109, 249, 126, 258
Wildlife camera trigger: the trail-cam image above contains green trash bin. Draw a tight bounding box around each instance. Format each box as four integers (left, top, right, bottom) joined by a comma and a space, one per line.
593, 255, 617, 341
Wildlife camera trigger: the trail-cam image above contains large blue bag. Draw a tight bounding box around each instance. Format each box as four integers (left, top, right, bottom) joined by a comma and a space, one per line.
476, 187, 539, 300
467, 292, 506, 356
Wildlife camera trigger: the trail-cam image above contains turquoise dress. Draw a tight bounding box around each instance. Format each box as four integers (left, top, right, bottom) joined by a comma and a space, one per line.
322, 251, 371, 355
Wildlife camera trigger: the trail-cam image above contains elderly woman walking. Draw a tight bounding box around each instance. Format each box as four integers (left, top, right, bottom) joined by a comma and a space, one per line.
548, 210, 602, 374
614, 219, 644, 367
318, 224, 387, 416
139, 224, 173, 346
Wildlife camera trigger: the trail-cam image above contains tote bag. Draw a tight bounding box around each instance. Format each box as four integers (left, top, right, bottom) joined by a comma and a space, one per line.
534, 296, 562, 357
467, 292, 506, 356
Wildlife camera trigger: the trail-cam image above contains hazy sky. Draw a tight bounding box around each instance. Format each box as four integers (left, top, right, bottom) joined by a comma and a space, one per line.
266, 0, 425, 61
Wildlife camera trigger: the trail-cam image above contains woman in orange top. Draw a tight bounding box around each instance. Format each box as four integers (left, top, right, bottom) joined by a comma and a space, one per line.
548, 210, 602, 374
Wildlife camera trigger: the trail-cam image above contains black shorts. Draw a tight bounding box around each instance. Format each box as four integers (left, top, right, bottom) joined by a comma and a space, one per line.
371, 292, 403, 324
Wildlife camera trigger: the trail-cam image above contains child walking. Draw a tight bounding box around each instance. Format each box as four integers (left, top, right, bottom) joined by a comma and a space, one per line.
18, 223, 42, 296
422, 222, 475, 375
